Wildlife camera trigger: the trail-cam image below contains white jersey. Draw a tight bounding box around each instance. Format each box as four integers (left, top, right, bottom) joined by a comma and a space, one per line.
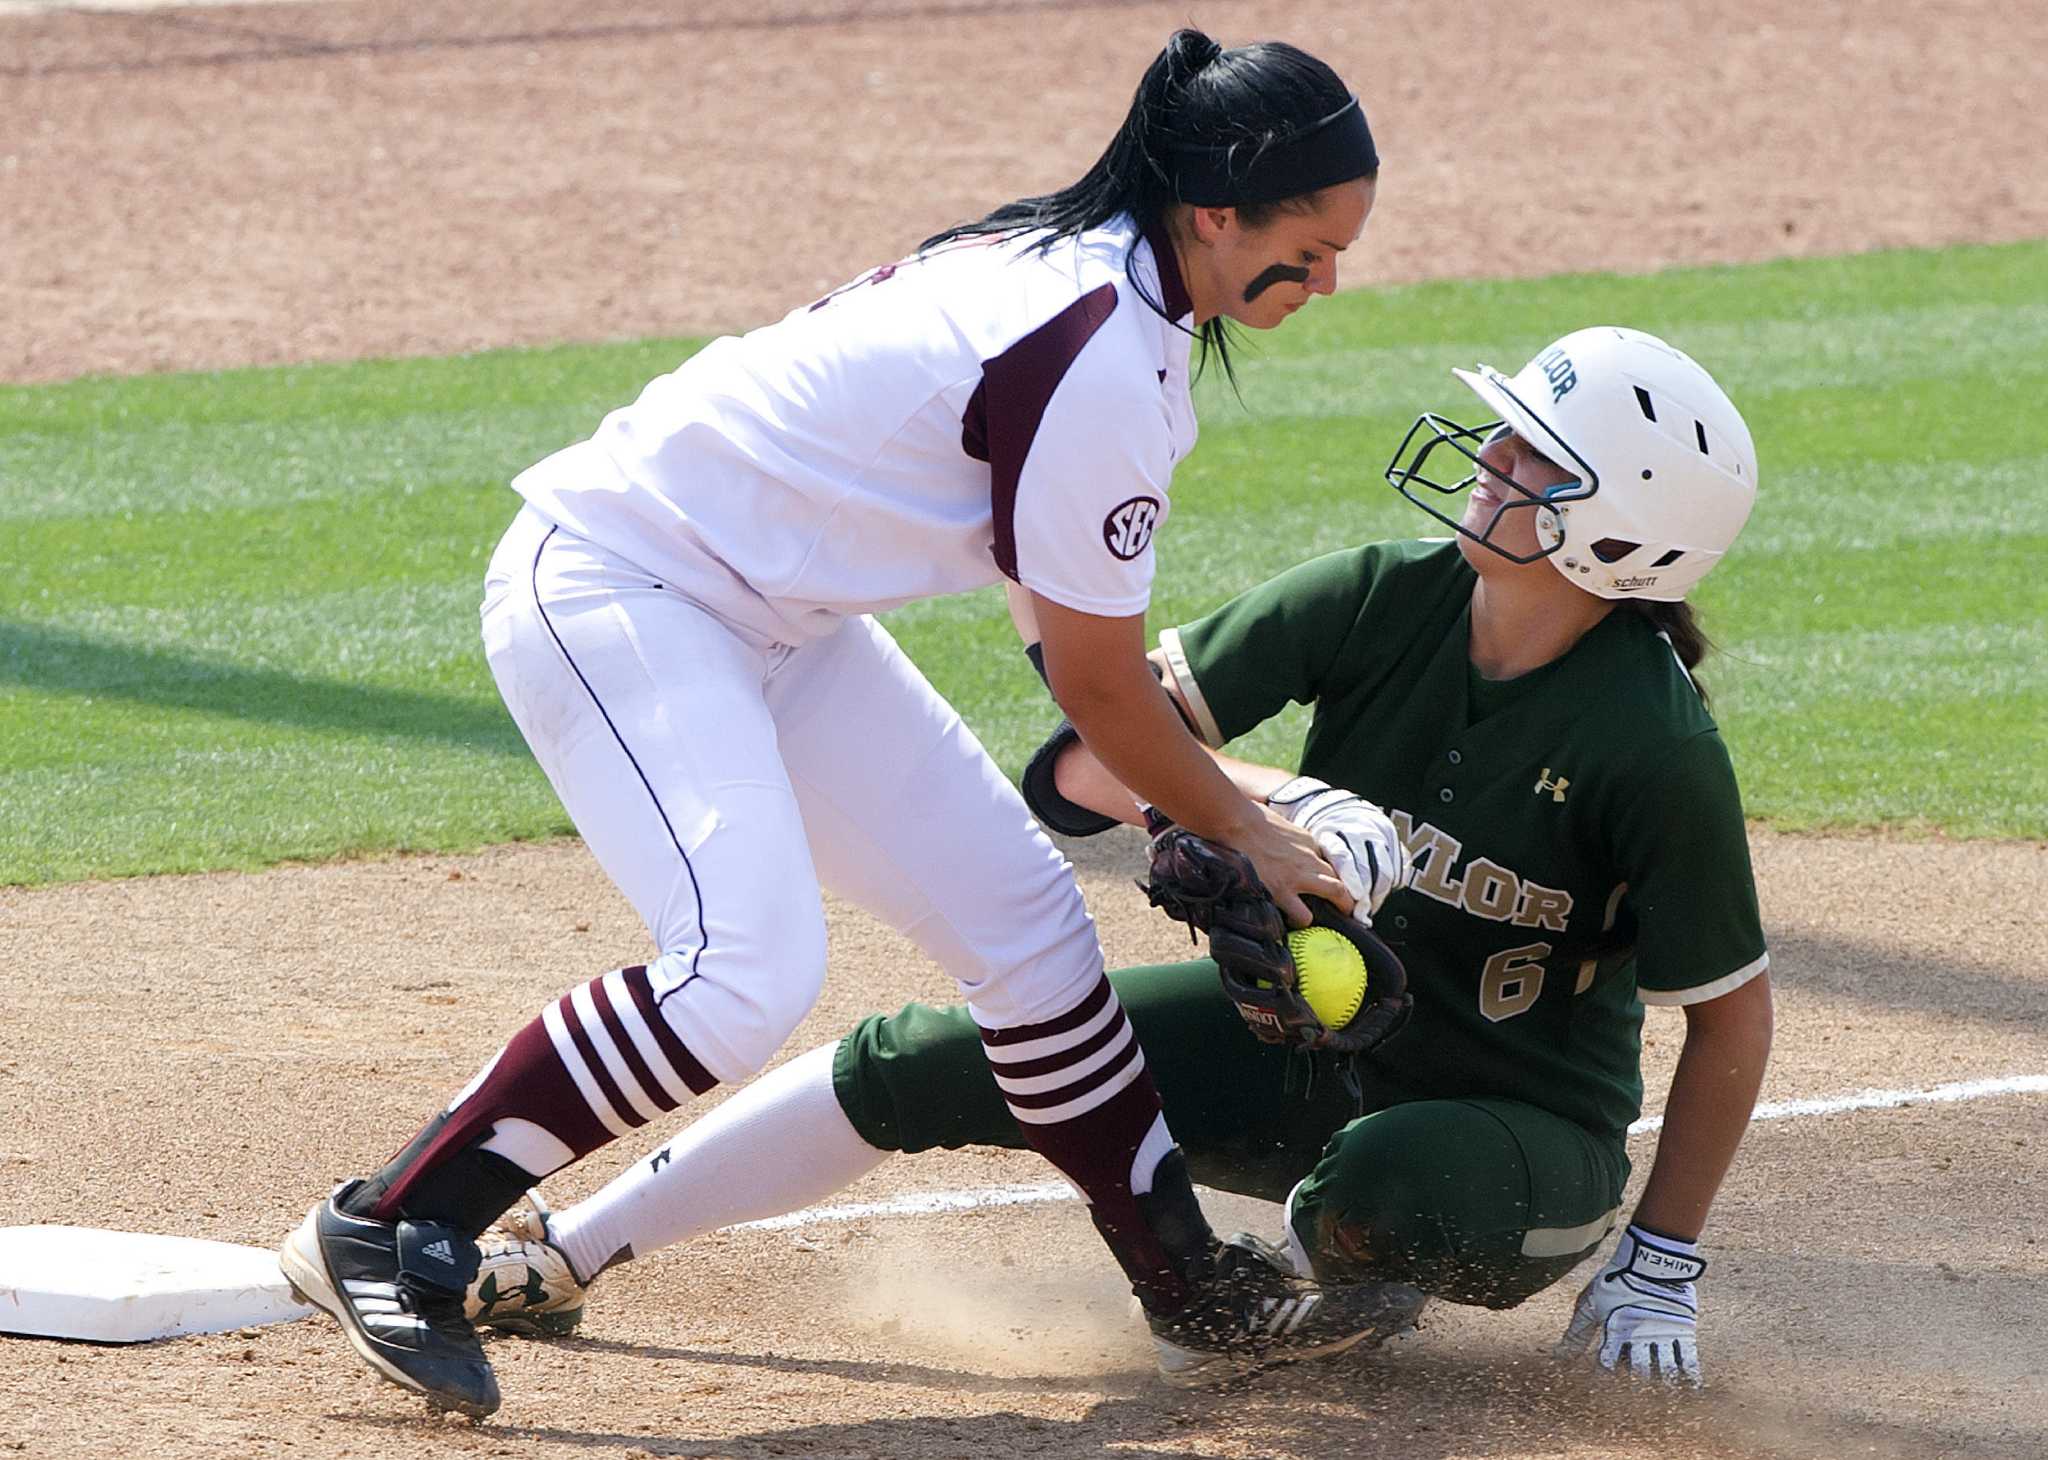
511, 213, 1199, 644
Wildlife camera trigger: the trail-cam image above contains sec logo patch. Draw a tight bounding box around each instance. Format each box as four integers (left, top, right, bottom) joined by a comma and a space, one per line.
1103, 495, 1161, 560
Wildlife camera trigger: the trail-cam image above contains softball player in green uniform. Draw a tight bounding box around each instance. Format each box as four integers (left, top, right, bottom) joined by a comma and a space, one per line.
467, 326, 1774, 1389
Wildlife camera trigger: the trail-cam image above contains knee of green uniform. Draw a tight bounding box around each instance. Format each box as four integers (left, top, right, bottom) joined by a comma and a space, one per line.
828, 962, 1247, 1157
1289, 1098, 1618, 1310
832, 1002, 1027, 1155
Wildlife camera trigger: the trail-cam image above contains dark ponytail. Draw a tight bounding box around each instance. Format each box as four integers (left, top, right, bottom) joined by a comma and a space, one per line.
1626, 599, 1717, 707
921, 28, 1370, 385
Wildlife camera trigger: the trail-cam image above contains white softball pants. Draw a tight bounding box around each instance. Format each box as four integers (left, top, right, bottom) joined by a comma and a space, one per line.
479, 505, 1105, 1083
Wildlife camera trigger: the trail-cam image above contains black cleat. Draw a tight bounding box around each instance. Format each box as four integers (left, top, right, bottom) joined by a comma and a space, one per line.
1145, 1232, 1427, 1387
279, 1180, 501, 1418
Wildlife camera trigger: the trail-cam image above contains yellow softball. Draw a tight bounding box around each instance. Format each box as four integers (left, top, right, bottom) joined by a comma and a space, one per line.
1286, 925, 1368, 1028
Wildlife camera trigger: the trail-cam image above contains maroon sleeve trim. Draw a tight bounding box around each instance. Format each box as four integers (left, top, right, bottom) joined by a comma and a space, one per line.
959, 282, 1121, 581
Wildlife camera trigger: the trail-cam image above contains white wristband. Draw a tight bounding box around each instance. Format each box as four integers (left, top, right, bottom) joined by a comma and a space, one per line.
1622, 1224, 1707, 1283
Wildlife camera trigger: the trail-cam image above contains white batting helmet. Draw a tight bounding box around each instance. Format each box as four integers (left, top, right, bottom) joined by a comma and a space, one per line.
1387, 327, 1758, 601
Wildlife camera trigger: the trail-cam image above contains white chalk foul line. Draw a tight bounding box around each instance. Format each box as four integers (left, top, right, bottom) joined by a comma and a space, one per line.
1627, 1072, 2048, 1135
731, 1073, 2048, 1233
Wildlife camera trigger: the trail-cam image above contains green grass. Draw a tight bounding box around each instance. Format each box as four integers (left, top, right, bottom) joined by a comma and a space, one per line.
3, 242, 2043, 883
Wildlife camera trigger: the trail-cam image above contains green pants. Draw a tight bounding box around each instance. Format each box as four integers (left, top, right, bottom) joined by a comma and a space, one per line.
834, 960, 1628, 1308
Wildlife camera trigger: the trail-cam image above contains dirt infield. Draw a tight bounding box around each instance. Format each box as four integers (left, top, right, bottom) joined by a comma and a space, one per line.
7, 0, 2048, 382
6, 832, 2047, 1457
4, 1, 2047, 1457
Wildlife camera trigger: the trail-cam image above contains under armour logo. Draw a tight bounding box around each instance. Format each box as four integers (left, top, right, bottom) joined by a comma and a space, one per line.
475, 1268, 547, 1313
422, 1238, 456, 1264
1102, 495, 1161, 560
650, 1146, 673, 1173
1534, 769, 1570, 803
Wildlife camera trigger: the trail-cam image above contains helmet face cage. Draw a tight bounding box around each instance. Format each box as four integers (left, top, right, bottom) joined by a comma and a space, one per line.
1385, 329, 1757, 600
1384, 381, 1600, 566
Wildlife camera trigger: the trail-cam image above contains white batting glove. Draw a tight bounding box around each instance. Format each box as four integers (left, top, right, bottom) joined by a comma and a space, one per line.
1556, 1224, 1706, 1388
1265, 776, 1408, 918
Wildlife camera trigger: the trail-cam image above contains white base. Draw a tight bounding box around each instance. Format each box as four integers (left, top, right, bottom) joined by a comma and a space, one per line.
0, 1225, 315, 1342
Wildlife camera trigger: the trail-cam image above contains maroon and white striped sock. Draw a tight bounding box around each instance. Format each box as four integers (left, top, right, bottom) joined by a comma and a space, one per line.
355, 966, 718, 1230
979, 976, 1192, 1310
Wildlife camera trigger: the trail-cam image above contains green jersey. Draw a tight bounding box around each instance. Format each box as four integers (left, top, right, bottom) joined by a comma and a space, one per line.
1161, 539, 1767, 1136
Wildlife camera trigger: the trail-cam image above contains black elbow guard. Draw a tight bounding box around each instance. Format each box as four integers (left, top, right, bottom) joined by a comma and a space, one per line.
1021, 719, 1121, 837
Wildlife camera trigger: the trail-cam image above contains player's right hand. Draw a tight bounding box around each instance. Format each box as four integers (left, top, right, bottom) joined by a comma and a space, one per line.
1231, 809, 1353, 926
1556, 1224, 1707, 1387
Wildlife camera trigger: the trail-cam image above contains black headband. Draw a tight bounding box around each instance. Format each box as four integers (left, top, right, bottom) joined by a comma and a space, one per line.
1170, 96, 1379, 207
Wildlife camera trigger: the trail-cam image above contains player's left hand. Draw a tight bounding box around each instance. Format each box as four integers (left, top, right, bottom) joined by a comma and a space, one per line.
1556, 1224, 1706, 1387
1264, 777, 1408, 917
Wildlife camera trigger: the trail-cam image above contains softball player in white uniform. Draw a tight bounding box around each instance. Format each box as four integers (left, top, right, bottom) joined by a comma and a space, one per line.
282, 28, 1386, 1416
488, 212, 1201, 1087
